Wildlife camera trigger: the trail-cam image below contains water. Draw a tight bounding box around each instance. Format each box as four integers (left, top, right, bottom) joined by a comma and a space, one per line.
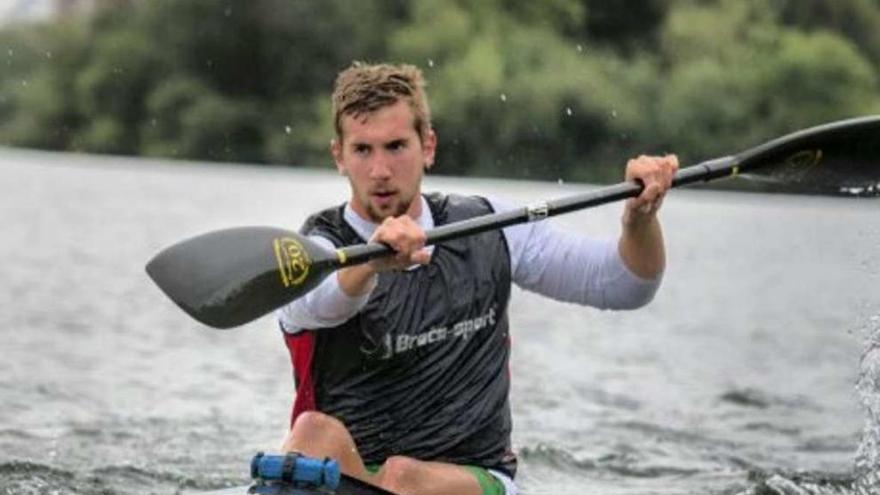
1, 148, 878, 494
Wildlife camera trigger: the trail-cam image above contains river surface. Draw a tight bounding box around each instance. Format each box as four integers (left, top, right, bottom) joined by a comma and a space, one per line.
1, 148, 879, 495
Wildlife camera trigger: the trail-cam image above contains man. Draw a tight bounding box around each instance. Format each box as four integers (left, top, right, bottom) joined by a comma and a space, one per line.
277, 62, 677, 495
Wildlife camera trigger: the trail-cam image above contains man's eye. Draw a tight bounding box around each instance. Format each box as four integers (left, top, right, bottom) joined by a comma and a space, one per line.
354, 145, 370, 155
388, 141, 406, 152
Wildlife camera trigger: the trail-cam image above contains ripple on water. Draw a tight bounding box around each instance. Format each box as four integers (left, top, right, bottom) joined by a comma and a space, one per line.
518, 442, 702, 478
0, 461, 84, 495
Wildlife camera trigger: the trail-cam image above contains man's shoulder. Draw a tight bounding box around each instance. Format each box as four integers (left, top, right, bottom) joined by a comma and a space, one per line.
299, 202, 350, 246
424, 191, 495, 222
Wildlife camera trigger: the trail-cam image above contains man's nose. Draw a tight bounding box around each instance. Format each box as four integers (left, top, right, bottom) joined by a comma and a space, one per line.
369, 153, 392, 179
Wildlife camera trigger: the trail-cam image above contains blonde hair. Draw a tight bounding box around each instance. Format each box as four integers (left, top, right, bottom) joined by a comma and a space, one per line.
331, 62, 432, 142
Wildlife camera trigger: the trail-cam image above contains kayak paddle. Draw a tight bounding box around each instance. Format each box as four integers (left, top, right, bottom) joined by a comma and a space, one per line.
146, 115, 880, 329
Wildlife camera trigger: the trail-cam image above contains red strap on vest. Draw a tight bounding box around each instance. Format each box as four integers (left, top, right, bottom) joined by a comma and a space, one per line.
283, 330, 317, 427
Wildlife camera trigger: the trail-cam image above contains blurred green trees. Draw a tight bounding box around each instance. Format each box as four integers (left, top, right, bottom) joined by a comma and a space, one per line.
0, 0, 877, 181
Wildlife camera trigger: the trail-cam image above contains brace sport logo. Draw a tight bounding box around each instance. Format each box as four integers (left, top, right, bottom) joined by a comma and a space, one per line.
363, 306, 498, 360
274, 237, 310, 287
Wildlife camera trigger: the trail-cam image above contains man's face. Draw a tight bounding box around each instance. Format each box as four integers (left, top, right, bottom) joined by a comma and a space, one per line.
332, 100, 437, 223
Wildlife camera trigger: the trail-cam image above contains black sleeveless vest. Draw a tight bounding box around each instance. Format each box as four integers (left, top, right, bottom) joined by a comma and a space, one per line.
284, 193, 517, 478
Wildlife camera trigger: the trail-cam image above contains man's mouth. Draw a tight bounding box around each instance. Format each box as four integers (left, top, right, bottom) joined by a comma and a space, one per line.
372, 190, 396, 199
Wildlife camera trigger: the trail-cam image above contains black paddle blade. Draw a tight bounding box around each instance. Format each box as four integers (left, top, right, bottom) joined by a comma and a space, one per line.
146, 227, 338, 329
735, 115, 880, 196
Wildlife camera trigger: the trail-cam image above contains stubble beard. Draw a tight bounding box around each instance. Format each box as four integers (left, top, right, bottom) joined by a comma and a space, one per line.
364, 193, 414, 223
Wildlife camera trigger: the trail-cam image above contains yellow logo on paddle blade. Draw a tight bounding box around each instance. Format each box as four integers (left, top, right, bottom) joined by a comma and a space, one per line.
274, 237, 311, 287
786, 149, 823, 168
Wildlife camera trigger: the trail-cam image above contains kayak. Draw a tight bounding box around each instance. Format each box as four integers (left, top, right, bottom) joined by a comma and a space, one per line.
196, 453, 397, 495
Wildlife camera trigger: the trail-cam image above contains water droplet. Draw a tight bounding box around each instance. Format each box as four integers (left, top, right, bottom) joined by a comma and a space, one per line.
576, 44, 583, 53
7, 49, 13, 57
500, 93, 507, 102
284, 125, 292, 135
565, 107, 573, 116
558, 178, 564, 185
611, 109, 618, 118
21, 79, 28, 87
45, 51, 52, 59
224, 6, 232, 16
427, 59, 434, 68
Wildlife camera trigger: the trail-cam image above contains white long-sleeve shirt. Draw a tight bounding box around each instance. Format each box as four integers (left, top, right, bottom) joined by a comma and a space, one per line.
278, 196, 661, 333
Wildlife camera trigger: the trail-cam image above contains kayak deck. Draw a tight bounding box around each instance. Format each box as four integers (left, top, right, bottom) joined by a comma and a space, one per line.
198, 476, 397, 495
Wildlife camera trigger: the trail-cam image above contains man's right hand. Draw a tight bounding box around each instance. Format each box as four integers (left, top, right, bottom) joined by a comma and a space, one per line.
368, 215, 431, 272
337, 216, 431, 297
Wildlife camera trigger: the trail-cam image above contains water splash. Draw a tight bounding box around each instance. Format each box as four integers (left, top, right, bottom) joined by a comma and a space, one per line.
500, 93, 507, 102
854, 313, 880, 494
741, 470, 854, 494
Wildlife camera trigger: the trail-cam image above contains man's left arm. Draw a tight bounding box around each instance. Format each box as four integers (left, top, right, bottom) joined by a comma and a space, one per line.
500, 154, 677, 311
617, 154, 679, 279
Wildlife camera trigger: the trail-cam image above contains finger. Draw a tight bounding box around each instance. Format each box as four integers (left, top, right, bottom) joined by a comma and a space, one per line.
640, 181, 662, 203
374, 217, 424, 253
625, 156, 648, 182
370, 218, 397, 244
664, 155, 679, 188
395, 216, 426, 248
380, 231, 406, 254
397, 233, 425, 257
626, 196, 652, 216
411, 248, 431, 265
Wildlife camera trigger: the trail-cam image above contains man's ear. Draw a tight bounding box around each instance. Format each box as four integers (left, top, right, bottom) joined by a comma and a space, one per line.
422, 128, 437, 170
330, 138, 346, 175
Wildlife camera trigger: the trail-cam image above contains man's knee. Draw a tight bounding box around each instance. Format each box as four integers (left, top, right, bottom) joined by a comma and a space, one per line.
378, 456, 422, 491
283, 411, 350, 452
290, 411, 346, 435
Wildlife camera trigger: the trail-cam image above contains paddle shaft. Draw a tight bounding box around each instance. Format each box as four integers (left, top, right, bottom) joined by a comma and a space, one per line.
338, 156, 736, 266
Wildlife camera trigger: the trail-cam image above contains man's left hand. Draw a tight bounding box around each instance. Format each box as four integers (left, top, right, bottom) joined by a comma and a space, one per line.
623, 154, 679, 225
